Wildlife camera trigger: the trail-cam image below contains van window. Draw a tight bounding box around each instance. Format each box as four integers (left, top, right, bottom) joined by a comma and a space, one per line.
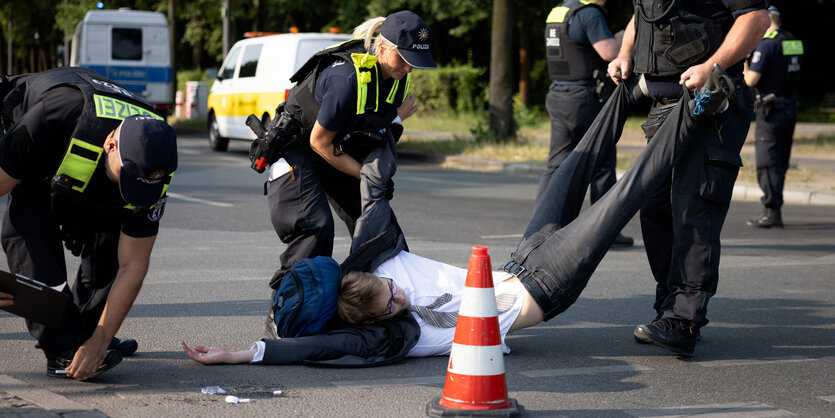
239, 44, 263, 78
294, 39, 345, 72
220, 47, 241, 79
112, 28, 143, 61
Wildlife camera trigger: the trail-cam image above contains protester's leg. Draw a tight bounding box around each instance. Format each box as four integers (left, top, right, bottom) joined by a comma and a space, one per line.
322, 169, 361, 238
515, 83, 632, 259
268, 146, 336, 278
1, 189, 83, 360
517, 93, 701, 320
535, 85, 600, 205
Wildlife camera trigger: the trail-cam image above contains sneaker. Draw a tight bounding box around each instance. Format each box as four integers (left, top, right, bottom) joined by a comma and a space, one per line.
689, 64, 735, 117
634, 318, 701, 344
611, 233, 634, 248
47, 349, 123, 380
633, 318, 699, 356
108, 338, 138, 357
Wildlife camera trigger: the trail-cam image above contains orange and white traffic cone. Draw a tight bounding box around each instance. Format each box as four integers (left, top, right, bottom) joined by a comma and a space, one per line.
426, 246, 524, 417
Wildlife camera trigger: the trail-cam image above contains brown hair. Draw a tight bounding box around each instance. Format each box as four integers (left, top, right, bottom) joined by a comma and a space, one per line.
337, 271, 382, 323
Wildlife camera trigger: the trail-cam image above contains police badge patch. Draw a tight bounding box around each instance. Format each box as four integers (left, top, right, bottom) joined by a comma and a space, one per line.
751, 51, 762, 64
148, 196, 167, 221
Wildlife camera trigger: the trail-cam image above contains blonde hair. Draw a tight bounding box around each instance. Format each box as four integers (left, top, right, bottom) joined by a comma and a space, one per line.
337, 271, 383, 323
352, 16, 395, 56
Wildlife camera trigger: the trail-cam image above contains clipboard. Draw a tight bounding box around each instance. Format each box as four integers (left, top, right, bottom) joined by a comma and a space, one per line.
0, 270, 69, 328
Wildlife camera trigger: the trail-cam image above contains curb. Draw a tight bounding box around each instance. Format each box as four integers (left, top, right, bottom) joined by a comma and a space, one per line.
398, 151, 835, 206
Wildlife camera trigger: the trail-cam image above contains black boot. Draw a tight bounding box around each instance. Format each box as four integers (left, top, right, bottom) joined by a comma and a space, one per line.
611, 233, 634, 248
746, 207, 784, 228
47, 349, 123, 379
108, 337, 138, 356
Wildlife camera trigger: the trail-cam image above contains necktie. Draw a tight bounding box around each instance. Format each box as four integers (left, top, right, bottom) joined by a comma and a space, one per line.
409, 292, 517, 328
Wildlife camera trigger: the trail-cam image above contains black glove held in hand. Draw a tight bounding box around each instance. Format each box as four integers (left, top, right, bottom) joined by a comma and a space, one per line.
385, 179, 395, 200
60, 224, 95, 258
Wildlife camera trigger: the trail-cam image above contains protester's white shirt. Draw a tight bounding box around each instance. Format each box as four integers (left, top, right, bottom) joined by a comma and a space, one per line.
373, 250, 524, 357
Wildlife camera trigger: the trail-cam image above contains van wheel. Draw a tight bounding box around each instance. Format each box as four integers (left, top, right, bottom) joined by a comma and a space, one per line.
208, 113, 229, 152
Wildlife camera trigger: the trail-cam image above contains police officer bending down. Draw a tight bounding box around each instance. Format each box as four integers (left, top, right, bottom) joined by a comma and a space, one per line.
744, 6, 803, 228
263, 11, 436, 286
609, 0, 770, 356
0, 67, 177, 380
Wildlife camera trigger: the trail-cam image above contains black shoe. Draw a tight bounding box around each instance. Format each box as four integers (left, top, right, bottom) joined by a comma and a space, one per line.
633, 318, 698, 356
746, 208, 783, 228
689, 64, 734, 117
109, 338, 138, 357
634, 318, 701, 344
611, 233, 634, 248
47, 349, 122, 379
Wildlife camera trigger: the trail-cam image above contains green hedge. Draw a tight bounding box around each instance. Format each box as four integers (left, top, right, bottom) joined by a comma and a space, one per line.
409, 64, 486, 113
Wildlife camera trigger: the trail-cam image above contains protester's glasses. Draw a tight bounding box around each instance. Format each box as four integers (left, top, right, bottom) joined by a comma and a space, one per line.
369, 278, 397, 320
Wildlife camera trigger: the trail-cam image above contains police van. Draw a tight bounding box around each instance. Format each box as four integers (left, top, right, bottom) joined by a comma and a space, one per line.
207, 32, 352, 151
70, 8, 173, 116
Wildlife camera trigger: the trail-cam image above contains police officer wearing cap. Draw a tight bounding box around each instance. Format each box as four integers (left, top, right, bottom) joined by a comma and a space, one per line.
608, 1, 770, 356
0, 67, 178, 380
542, 0, 633, 247
744, 5, 802, 228
265, 10, 436, 285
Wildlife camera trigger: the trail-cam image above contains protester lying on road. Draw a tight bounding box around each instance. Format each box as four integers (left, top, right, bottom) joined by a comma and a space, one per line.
182, 67, 736, 365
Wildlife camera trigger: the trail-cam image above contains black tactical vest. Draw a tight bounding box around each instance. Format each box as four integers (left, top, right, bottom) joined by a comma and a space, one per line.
3, 68, 169, 208
283, 39, 411, 141
545, 0, 607, 81
753, 30, 803, 97
632, 0, 734, 76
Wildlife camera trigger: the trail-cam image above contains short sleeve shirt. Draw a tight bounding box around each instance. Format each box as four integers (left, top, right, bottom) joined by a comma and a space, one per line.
747, 31, 796, 98
0, 86, 161, 237
313, 56, 399, 133
567, 0, 614, 46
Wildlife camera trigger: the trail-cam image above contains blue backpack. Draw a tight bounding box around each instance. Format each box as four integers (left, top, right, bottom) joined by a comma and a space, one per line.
269, 256, 342, 338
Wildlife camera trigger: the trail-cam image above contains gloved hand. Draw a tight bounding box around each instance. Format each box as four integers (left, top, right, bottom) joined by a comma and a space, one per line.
385, 179, 394, 200
60, 224, 95, 258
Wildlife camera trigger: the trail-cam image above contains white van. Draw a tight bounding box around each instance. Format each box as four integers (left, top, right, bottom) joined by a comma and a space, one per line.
206, 32, 352, 151
70, 9, 173, 116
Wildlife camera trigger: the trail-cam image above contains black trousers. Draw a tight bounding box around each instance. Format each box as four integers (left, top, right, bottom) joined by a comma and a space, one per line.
510, 82, 742, 323
639, 86, 754, 326
754, 102, 797, 210
537, 83, 617, 206
267, 144, 361, 278
1, 188, 120, 360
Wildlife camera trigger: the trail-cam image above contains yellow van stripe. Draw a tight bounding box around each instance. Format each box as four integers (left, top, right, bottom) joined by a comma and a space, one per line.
207, 91, 287, 117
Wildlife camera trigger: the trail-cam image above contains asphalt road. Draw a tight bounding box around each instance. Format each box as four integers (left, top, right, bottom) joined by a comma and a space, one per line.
1, 133, 834, 417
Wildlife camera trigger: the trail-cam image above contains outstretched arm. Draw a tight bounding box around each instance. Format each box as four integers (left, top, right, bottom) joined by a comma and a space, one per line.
181, 342, 256, 365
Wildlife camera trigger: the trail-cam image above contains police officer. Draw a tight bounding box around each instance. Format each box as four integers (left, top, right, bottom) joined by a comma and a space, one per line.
0, 67, 178, 380
265, 11, 435, 285
744, 6, 802, 228
542, 0, 633, 247
608, 1, 770, 356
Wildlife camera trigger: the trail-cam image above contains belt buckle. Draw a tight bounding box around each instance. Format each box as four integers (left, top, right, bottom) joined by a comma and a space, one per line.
501, 261, 527, 277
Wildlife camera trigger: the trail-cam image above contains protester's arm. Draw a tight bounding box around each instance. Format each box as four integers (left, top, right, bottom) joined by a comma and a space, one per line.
259, 324, 397, 364
608, 15, 636, 83
66, 233, 155, 380
309, 121, 362, 179
679, 9, 770, 89
181, 342, 256, 364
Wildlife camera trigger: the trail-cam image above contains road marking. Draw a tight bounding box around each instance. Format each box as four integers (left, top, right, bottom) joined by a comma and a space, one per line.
166, 192, 234, 207
480, 234, 523, 240
695, 356, 815, 368
331, 375, 445, 388
520, 364, 653, 378
623, 401, 796, 417
818, 395, 835, 403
